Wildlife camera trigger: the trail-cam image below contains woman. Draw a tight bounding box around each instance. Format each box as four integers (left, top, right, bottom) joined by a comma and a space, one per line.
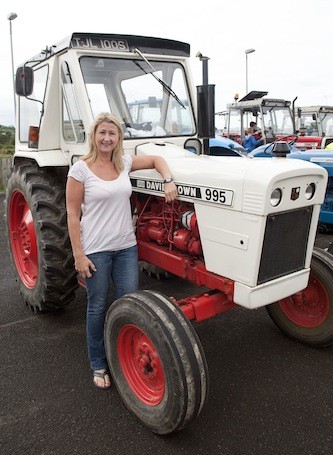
66, 113, 178, 389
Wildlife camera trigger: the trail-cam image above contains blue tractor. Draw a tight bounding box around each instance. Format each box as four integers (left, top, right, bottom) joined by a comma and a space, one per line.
209, 136, 247, 156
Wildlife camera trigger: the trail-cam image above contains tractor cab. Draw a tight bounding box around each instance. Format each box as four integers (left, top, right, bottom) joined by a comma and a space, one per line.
216, 91, 296, 147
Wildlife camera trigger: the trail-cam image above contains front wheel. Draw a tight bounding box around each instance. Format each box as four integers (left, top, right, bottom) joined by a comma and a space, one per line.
266, 248, 333, 347
104, 290, 209, 434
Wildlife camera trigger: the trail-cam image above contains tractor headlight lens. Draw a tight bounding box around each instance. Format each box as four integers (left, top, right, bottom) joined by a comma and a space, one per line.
305, 183, 316, 200
270, 188, 282, 206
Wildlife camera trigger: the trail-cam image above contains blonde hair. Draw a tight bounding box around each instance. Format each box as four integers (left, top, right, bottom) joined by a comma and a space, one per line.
82, 113, 124, 173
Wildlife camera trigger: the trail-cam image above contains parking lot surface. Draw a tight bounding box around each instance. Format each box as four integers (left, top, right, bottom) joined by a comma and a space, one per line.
1, 193, 332, 455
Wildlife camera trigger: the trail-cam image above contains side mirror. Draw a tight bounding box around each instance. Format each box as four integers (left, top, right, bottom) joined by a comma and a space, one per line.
15, 66, 34, 96
184, 138, 202, 155
197, 84, 215, 138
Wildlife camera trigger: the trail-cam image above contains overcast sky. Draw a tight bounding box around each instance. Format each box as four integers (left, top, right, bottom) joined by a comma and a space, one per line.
1, 0, 332, 126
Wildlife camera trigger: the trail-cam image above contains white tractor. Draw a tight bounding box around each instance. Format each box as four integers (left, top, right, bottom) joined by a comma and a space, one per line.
6, 33, 333, 434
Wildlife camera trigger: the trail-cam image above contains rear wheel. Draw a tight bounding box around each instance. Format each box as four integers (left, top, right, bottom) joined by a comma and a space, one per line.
5, 163, 77, 312
104, 290, 209, 434
266, 248, 333, 347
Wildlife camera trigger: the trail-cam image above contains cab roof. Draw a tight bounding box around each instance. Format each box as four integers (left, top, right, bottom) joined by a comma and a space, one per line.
22, 32, 191, 67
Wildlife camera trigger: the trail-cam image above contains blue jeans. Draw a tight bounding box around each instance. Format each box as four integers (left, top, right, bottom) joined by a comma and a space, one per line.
85, 245, 139, 371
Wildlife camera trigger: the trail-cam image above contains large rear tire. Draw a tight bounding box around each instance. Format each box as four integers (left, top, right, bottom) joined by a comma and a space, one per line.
266, 248, 333, 347
104, 290, 209, 434
5, 163, 77, 312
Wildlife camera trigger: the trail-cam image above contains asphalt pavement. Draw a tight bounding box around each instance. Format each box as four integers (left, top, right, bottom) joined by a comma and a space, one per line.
1, 192, 332, 455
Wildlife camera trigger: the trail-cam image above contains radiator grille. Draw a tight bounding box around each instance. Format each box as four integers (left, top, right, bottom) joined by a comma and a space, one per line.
258, 207, 313, 285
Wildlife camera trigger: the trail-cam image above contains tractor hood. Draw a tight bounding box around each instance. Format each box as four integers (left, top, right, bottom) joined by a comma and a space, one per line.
129, 142, 328, 216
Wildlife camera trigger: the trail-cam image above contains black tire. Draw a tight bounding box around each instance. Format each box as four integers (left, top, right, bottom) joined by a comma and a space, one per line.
104, 290, 209, 434
266, 248, 333, 347
5, 163, 78, 312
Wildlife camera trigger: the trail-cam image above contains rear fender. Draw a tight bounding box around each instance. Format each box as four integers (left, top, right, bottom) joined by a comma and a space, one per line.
13, 150, 69, 168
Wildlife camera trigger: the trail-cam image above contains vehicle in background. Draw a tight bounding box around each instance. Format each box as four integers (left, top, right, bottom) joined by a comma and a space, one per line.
125, 97, 246, 157
209, 135, 246, 156
216, 91, 331, 151
216, 91, 296, 145
293, 105, 333, 149
248, 141, 299, 157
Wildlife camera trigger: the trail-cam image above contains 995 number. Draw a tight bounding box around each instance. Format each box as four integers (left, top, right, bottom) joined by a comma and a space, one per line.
202, 187, 233, 205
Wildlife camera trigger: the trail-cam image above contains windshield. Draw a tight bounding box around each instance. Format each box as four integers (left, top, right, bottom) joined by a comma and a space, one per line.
299, 113, 319, 135
318, 112, 333, 136
299, 112, 333, 136
79, 57, 195, 138
261, 106, 294, 135
224, 105, 294, 138
227, 110, 243, 134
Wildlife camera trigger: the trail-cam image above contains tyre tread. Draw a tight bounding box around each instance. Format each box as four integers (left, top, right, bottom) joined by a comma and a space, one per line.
5, 163, 77, 312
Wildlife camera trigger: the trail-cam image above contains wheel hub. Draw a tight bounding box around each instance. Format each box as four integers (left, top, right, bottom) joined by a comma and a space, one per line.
118, 324, 165, 405
280, 276, 329, 327
9, 191, 38, 288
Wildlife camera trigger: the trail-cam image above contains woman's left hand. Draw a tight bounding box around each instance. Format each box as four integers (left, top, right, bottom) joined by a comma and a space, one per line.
164, 181, 178, 202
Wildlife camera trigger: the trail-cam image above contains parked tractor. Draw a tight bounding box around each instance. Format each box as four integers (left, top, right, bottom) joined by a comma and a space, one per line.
293, 105, 333, 149
217, 91, 333, 151
5, 33, 333, 435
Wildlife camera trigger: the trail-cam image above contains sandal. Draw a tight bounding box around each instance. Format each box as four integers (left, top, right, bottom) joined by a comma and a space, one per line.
93, 370, 111, 390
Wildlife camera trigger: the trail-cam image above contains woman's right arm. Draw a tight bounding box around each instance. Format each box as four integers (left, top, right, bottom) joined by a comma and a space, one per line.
66, 176, 96, 278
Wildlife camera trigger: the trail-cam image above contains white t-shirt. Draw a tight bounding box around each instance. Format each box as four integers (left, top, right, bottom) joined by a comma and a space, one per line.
67, 155, 136, 255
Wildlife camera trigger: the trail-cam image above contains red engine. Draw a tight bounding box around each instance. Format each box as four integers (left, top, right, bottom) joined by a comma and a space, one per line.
133, 194, 202, 257
131, 193, 236, 323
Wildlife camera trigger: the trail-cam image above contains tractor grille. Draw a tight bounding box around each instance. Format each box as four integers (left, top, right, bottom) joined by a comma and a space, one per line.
258, 207, 313, 285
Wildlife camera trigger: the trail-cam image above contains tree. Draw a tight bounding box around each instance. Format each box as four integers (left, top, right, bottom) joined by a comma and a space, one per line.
0, 125, 15, 154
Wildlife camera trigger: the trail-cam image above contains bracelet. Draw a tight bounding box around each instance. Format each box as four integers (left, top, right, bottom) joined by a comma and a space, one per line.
163, 178, 173, 183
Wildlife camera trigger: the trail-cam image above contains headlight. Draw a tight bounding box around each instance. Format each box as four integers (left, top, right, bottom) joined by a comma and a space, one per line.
270, 188, 282, 207
305, 183, 316, 200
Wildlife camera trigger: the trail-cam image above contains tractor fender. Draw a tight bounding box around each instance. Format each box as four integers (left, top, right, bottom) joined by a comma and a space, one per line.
13, 149, 70, 168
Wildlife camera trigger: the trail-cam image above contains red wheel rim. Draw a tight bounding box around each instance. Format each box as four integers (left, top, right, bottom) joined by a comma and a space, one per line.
117, 324, 165, 405
279, 273, 329, 327
9, 190, 38, 288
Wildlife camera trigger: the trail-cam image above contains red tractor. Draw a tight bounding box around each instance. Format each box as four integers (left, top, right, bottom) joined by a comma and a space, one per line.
294, 105, 333, 149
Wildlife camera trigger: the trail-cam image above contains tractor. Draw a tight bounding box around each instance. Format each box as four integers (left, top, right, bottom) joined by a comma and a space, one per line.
293, 105, 333, 149
5, 32, 333, 434
217, 91, 333, 151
